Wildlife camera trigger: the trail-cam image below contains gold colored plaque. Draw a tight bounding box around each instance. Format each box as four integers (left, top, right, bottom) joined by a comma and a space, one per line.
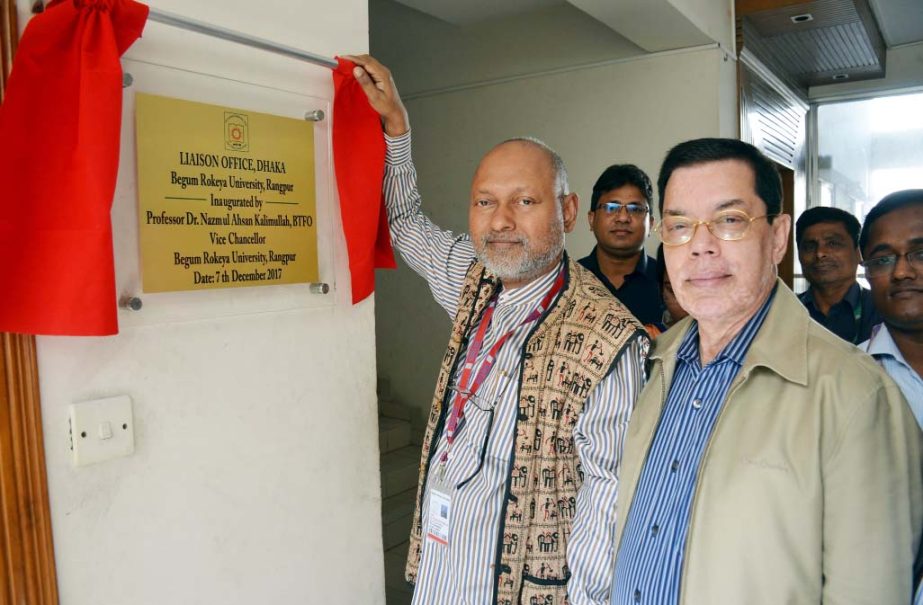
135, 93, 317, 292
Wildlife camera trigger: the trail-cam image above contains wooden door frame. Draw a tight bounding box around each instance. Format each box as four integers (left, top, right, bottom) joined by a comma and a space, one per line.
777, 165, 796, 288
0, 2, 60, 603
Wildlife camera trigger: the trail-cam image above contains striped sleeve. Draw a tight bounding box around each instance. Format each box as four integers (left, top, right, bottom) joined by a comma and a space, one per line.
383, 130, 476, 318
567, 336, 647, 605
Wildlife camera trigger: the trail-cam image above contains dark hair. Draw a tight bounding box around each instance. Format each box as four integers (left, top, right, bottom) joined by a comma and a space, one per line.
657, 138, 782, 219
656, 243, 667, 286
795, 206, 860, 248
590, 164, 653, 211
859, 189, 923, 254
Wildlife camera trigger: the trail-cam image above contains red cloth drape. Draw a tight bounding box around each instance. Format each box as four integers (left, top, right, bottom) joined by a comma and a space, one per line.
332, 57, 396, 304
0, 0, 148, 335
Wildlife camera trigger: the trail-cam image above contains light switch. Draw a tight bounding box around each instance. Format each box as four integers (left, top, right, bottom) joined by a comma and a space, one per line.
69, 395, 135, 467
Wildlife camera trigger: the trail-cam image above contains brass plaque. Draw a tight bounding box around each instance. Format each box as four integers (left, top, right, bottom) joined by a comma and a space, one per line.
135, 93, 317, 292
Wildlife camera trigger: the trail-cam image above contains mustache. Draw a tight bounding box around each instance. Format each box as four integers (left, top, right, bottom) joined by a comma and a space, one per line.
482, 232, 527, 244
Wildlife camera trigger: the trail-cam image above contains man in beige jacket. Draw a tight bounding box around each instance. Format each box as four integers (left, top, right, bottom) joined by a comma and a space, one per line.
610, 137, 922, 604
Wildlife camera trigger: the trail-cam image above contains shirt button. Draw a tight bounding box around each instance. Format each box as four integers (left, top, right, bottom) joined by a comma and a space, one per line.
691, 398, 702, 409
671, 459, 680, 472
651, 524, 660, 536
634, 589, 642, 602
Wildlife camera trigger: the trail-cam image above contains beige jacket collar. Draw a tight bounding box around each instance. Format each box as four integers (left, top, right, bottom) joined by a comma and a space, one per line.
650, 279, 809, 388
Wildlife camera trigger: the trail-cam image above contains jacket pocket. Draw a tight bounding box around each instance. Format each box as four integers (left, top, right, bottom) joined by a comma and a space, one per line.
519, 574, 568, 605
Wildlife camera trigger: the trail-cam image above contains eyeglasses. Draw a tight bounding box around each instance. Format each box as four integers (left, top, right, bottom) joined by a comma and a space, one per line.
448, 383, 500, 414
862, 249, 923, 277
445, 383, 504, 486
597, 202, 649, 217
658, 209, 773, 246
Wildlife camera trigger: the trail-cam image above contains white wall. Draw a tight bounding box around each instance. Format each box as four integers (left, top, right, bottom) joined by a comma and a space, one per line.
19, 0, 386, 603
370, 0, 645, 97
372, 1, 737, 413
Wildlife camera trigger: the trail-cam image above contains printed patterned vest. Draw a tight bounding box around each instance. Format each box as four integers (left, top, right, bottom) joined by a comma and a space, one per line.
405, 257, 646, 605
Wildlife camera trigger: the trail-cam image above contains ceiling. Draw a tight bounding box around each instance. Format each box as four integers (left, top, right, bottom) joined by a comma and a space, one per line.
867, 0, 923, 46
739, 0, 888, 88
390, 0, 561, 26
733, 0, 923, 90
392, 0, 923, 48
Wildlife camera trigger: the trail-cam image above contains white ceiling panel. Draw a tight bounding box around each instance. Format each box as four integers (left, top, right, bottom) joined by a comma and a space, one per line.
868, 0, 923, 46
392, 0, 563, 26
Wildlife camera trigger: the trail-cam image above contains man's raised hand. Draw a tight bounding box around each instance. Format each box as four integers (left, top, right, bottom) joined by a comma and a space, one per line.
341, 54, 409, 137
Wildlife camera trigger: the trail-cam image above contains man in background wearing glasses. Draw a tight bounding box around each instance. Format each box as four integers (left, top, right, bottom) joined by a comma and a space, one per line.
859, 189, 923, 428
857, 189, 923, 605
609, 138, 922, 604
347, 55, 649, 605
578, 165, 665, 333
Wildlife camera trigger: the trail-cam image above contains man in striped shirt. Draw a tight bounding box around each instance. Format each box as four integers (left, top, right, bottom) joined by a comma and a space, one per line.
346, 55, 649, 605
610, 138, 922, 604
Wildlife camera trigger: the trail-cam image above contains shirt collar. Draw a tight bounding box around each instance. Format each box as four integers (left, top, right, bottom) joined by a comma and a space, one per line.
864, 323, 913, 369
842, 281, 861, 307
654, 280, 811, 387
580, 247, 602, 272
634, 251, 651, 277
585, 246, 654, 280
675, 286, 777, 368
803, 281, 861, 310
496, 259, 564, 307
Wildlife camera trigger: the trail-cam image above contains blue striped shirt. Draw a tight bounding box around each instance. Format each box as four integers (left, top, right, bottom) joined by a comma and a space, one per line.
611, 288, 776, 605
384, 130, 646, 605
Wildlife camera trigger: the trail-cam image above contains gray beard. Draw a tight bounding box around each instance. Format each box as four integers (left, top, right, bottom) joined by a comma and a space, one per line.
474, 226, 564, 286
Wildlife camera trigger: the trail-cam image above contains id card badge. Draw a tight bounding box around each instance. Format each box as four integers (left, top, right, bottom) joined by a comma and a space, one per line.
426, 477, 453, 547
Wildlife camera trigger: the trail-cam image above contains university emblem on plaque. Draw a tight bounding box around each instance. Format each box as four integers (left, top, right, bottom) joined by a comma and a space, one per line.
224, 112, 249, 152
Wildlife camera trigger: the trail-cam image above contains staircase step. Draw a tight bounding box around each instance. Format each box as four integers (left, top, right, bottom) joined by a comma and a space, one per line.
381, 445, 420, 499
384, 540, 412, 599
379, 399, 415, 422
382, 487, 417, 525
382, 488, 417, 551
379, 416, 412, 454
385, 587, 413, 605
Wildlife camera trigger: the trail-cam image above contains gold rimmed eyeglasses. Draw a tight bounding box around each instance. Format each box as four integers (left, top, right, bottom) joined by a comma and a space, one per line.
657, 209, 774, 246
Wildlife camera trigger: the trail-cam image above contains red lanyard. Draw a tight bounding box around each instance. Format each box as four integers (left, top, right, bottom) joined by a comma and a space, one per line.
440, 268, 565, 465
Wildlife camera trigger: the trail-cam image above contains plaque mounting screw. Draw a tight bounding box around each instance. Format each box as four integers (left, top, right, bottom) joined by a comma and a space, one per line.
123, 73, 134, 88
304, 110, 325, 122
309, 283, 330, 294
118, 296, 143, 311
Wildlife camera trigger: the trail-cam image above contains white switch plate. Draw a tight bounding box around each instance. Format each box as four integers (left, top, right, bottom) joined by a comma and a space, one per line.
69, 395, 135, 467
